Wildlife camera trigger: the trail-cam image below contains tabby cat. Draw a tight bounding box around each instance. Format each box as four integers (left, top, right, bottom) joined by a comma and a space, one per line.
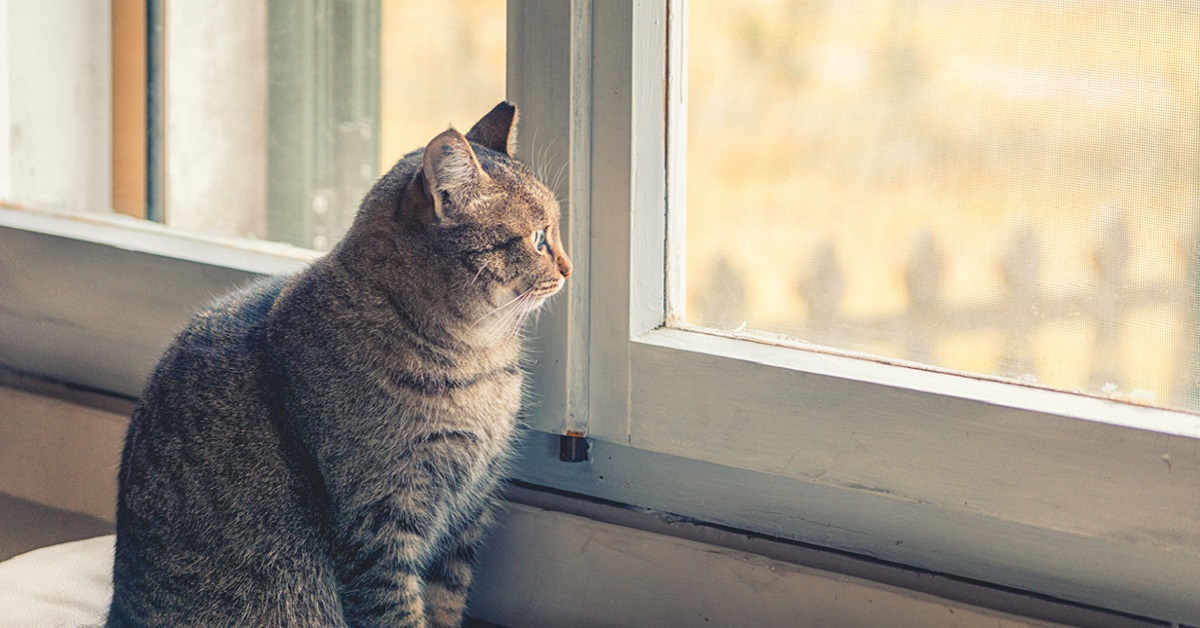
108, 102, 571, 627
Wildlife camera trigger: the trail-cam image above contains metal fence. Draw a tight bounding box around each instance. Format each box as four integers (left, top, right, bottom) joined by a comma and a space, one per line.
692, 205, 1200, 411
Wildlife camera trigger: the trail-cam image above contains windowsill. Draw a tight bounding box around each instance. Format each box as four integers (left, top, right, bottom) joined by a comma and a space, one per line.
3, 206, 1200, 623
0, 206, 316, 275
0, 381, 1158, 628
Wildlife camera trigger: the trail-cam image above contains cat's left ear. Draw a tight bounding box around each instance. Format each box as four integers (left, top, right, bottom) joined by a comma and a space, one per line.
465, 101, 518, 157
423, 129, 489, 220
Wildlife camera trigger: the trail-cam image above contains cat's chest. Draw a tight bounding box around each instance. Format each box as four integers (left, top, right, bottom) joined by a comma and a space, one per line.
378, 361, 523, 438
432, 381, 525, 439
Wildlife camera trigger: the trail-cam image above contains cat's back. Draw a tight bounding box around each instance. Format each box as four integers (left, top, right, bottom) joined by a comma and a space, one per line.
111, 274, 344, 627
129, 274, 285, 432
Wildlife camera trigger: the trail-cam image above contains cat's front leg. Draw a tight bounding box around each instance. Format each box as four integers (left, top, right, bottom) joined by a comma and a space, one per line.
423, 561, 471, 628
338, 533, 429, 626
423, 500, 498, 628
336, 488, 444, 627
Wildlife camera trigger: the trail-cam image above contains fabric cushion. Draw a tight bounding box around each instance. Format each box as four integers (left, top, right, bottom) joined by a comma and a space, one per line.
0, 535, 114, 628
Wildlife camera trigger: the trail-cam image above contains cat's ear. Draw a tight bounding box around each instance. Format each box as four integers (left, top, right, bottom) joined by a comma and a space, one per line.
422, 128, 489, 220
465, 101, 518, 157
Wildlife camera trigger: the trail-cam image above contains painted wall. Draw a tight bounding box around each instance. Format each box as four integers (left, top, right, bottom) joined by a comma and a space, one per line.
164, 0, 268, 239
0, 0, 111, 213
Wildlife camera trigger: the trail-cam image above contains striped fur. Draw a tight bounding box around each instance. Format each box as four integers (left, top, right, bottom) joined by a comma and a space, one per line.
109, 102, 570, 627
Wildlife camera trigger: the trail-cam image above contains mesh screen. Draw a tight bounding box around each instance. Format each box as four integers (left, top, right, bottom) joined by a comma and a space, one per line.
683, 0, 1200, 410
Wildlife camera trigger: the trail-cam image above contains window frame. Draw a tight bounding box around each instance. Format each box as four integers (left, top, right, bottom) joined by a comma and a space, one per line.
1, 1, 1198, 623
517, 0, 1200, 622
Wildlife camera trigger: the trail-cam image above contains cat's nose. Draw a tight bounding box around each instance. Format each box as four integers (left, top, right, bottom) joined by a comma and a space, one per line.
557, 255, 572, 279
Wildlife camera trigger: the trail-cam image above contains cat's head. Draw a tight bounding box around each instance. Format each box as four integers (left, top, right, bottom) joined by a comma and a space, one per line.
373, 102, 571, 331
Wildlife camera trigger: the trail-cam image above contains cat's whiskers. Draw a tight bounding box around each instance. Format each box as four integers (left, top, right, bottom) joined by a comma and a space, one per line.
512, 296, 539, 337
482, 307, 522, 345
511, 280, 566, 341
548, 159, 569, 198
469, 260, 491, 285
503, 290, 537, 331
474, 286, 541, 345
467, 290, 529, 331
517, 295, 543, 338
529, 133, 563, 188
486, 289, 543, 344
530, 291, 556, 328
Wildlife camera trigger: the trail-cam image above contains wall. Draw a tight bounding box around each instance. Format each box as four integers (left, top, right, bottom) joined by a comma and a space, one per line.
0, 0, 111, 213
0, 383, 1133, 627
0, 386, 125, 522
164, 0, 268, 239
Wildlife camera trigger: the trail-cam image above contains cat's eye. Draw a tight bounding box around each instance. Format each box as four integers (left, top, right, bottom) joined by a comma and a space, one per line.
532, 228, 548, 253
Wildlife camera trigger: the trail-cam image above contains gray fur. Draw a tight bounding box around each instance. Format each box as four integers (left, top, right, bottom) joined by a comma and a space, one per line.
108, 102, 571, 627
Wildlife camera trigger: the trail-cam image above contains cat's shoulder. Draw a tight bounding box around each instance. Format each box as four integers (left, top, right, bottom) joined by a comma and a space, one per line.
199, 275, 290, 329
165, 274, 292, 355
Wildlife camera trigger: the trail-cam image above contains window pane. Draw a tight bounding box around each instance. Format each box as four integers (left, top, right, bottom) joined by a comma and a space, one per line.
1, 1, 505, 252
163, 0, 505, 250
683, 0, 1200, 411
0, 2, 111, 215
380, 1, 506, 175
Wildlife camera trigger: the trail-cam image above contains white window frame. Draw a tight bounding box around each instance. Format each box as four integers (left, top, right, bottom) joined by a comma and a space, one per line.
1, 1, 1198, 624
513, 1, 1200, 623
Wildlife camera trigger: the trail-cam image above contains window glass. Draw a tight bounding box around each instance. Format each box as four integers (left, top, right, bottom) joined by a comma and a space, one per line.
0, 2, 111, 216
683, 0, 1200, 411
1, 1, 505, 252
380, 1, 506, 174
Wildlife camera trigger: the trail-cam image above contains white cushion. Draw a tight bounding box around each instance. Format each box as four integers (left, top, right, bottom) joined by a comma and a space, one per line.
0, 535, 114, 628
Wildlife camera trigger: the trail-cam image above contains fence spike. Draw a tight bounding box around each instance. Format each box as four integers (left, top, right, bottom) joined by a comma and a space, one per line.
803, 238, 844, 341
1000, 217, 1042, 378
1089, 204, 1130, 391
904, 227, 942, 363
1180, 204, 1200, 410
695, 252, 747, 331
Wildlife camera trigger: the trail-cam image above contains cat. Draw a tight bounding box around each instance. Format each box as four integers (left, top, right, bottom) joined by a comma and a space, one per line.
108, 102, 571, 627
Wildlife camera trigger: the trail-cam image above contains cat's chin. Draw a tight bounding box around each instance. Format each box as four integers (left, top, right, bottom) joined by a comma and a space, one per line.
533, 277, 566, 300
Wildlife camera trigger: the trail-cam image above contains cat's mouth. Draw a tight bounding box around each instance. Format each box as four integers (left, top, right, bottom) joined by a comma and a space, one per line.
486, 277, 563, 315
499, 277, 563, 315
528, 277, 565, 301
472, 277, 565, 338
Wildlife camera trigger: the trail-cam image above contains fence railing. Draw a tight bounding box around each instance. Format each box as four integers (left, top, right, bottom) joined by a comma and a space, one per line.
692, 205, 1200, 411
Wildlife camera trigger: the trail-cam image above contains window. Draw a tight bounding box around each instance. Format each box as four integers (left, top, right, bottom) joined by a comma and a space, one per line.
0, 0, 505, 392
517, 2, 1200, 622
2, 1, 1198, 624
682, 0, 1200, 412
10, 0, 504, 250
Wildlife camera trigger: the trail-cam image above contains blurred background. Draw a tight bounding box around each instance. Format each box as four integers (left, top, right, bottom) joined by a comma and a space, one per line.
102, 0, 503, 248
4, 0, 1196, 412
684, 0, 1200, 410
